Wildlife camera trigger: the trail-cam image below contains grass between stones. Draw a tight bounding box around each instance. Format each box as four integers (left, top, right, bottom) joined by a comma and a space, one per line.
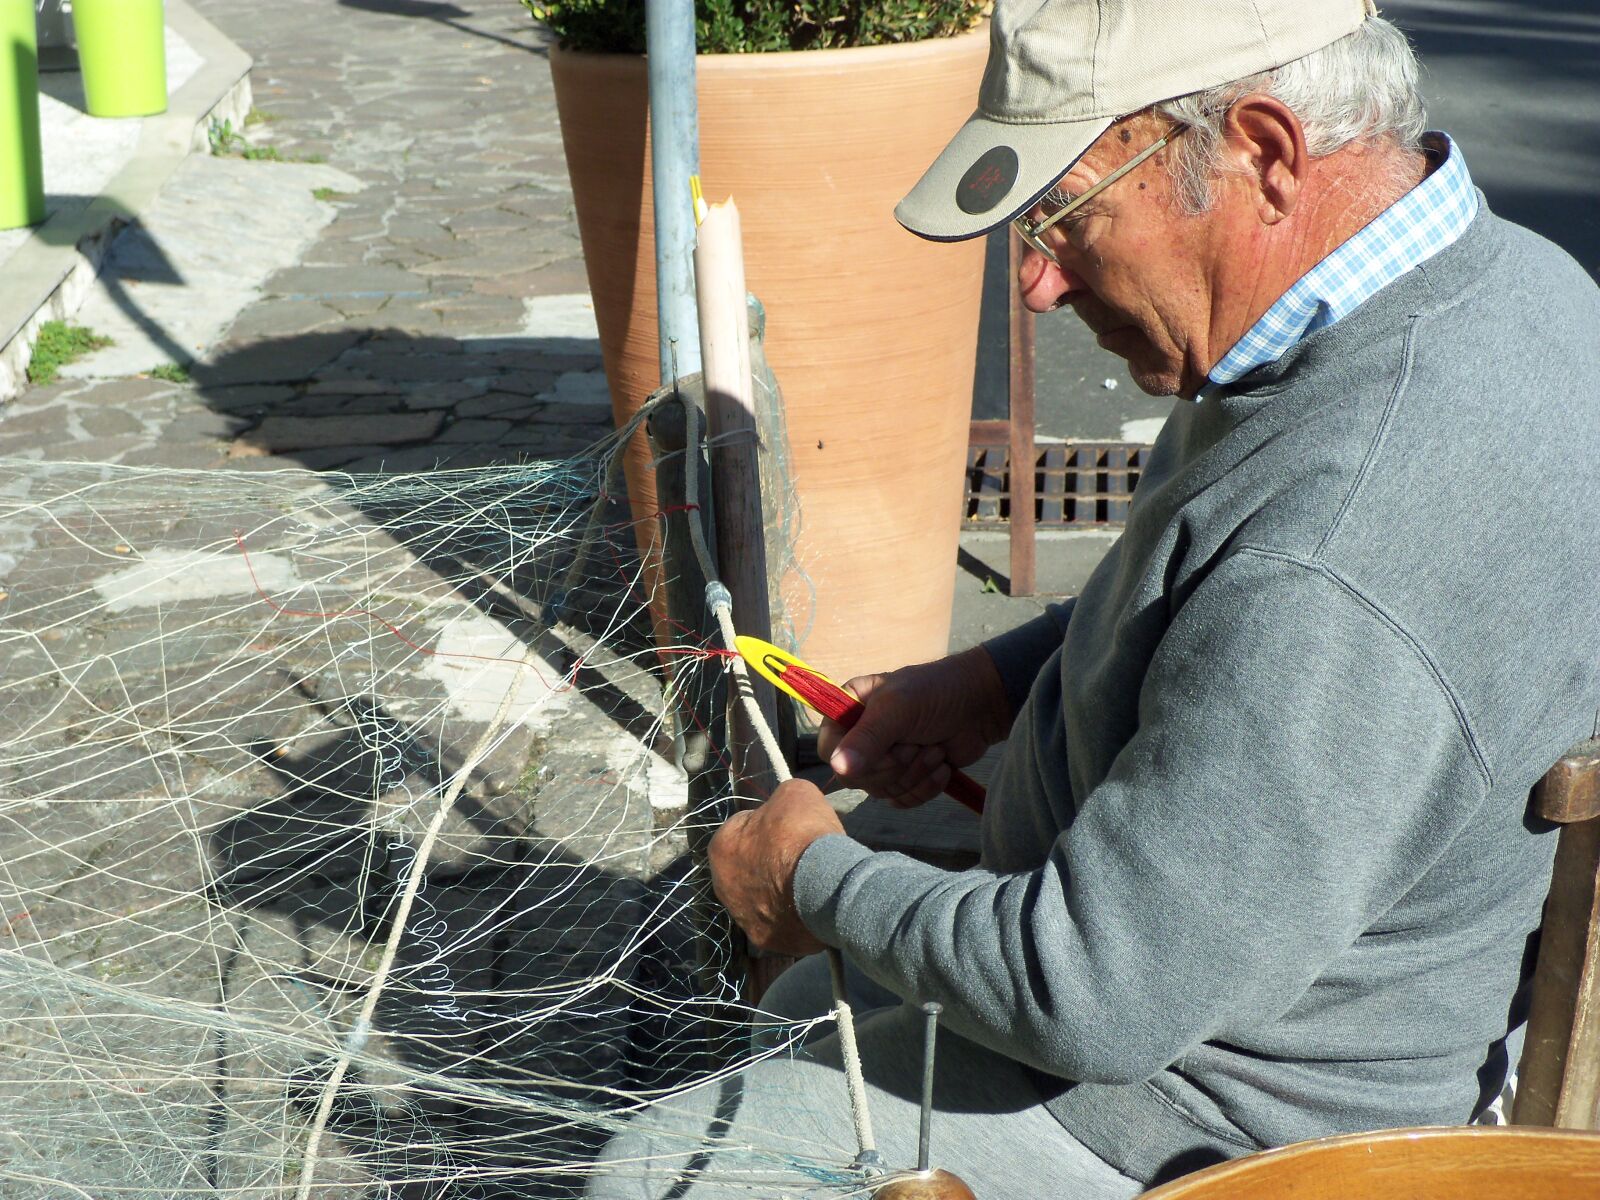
27, 321, 112, 385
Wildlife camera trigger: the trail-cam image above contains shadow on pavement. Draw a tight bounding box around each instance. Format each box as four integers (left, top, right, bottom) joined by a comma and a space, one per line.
208, 705, 711, 1199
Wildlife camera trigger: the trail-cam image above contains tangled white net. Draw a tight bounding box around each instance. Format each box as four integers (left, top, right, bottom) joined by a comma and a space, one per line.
0, 402, 857, 1198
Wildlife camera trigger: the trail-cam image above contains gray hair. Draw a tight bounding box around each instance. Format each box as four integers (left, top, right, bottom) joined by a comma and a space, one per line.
1153, 16, 1428, 213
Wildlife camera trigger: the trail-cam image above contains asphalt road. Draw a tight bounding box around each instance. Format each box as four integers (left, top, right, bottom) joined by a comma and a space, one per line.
974, 0, 1600, 439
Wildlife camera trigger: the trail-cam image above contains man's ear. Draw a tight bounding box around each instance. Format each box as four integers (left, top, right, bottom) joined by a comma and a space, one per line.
1219, 94, 1309, 225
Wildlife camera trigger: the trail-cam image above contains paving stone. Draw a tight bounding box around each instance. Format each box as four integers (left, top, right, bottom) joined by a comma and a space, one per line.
327, 294, 393, 318
162, 410, 253, 439
525, 400, 615, 425
487, 369, 560, 396
199, 383, 297, 412
453, 392, 540, 418
78, 407, 146, 437
58, 377, 173, 408
303, 378, 397, 395
402, 380, 491, 409
384, 217, 451, 242
284, 444, 395, 471
436, 418, 514, 443
245, 411, 445, 452
412, 250, 560, 278
0, 405, 71, 438
37, 433, 145, 461
266, 264, 425, 298
197, 331, 368, 386
364, 332, 462, 354
444, 208, 527, 234
116, 442, 231, 469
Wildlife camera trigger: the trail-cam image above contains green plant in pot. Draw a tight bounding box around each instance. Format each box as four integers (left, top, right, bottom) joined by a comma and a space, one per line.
530, 0, 992, 680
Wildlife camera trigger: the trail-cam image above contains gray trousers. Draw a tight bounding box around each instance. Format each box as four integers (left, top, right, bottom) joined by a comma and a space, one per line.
584, 953, 1142, 1198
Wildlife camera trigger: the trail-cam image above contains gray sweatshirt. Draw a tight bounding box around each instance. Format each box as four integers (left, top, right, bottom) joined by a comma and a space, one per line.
793, 201, 1600, 1183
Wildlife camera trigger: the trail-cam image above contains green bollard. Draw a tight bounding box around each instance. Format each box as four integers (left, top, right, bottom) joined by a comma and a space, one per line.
0, 0, 45, 230
72, 0, 168, 118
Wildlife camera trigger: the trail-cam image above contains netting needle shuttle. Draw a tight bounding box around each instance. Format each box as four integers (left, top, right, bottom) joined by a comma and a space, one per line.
734, 636, 986, 814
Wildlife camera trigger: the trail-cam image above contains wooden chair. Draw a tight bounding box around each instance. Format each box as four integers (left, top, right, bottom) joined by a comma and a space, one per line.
1136, 1126, 1600, 1198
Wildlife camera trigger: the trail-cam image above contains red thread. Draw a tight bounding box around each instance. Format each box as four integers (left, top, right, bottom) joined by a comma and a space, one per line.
776, 659, 987, 814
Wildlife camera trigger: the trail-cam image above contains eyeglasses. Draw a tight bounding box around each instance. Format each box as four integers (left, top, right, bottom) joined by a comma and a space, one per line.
1012, 126, 1185, 265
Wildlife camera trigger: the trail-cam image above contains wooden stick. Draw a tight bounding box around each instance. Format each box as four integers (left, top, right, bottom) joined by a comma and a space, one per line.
694, 199, 782, 788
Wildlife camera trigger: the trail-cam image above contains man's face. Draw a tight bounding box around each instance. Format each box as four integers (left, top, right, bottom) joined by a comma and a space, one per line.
1017, 112, 1225, 399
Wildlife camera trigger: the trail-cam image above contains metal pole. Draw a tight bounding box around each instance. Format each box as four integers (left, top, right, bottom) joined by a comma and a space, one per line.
646, 0, 702, 384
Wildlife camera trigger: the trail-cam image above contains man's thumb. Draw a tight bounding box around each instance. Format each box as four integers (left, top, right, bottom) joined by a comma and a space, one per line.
829, 715, 890, 778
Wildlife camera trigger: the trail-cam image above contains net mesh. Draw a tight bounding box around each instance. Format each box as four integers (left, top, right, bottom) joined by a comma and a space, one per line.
0, 399, 852, 1198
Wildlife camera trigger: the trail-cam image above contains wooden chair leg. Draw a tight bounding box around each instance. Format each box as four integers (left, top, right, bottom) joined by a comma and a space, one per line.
1514, 739, 1600, 1129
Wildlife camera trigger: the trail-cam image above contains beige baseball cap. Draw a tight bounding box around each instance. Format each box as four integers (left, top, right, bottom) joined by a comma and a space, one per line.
897, 0, 1377, 240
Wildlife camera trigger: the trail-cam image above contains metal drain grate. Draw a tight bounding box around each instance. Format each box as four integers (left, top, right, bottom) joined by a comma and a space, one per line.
965, 441, 1152, 528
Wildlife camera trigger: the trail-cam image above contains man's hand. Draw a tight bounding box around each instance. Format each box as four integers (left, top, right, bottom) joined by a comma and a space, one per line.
708, 778, 843, 956
820, 647, 1012, 808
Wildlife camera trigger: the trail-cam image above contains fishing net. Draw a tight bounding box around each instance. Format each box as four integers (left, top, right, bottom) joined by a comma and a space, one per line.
0, 363, 860, 1198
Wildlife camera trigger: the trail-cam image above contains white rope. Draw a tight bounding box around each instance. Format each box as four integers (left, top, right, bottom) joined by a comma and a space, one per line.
678, 395, 880, 1164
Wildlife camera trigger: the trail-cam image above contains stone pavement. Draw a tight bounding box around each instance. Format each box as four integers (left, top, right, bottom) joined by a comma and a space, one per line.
0, 5, 718, 1197
7, 0, 605, 477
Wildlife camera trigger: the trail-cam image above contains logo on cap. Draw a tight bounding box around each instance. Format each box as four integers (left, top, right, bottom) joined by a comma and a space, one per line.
956, 146, 1019, 215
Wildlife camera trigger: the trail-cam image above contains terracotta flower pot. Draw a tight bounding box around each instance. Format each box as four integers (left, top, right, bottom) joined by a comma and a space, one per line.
550, 29, 988, 678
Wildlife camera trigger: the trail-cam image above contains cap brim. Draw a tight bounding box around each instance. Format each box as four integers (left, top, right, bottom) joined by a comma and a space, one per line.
895, 111, 1114, 242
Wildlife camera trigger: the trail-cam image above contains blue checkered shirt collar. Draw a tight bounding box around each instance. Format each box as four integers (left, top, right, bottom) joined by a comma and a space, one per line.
1206, 132, 1477, 391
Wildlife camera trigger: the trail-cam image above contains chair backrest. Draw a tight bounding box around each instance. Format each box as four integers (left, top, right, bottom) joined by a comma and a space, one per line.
1514, 737, 1600, 1129
1138, 1126, 1600, 1199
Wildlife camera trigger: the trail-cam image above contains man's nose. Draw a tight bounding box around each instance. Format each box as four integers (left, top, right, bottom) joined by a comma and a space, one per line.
1017, 246, 1087, 313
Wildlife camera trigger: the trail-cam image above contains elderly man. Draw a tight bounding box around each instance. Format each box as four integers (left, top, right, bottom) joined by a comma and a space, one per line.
590, 0, 1600, 1194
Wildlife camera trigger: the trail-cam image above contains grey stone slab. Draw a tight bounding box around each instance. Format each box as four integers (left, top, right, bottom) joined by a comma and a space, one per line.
37, 434, 146, 462
283, 444, 395, 470
115, 442, 231, 469
524, 400, 616, 426
358, 302, 444, 333
162, 410, 254, 439
266, 264, 426, 299
411, 250, 559, 278
195, 330, 367, 386
486, 369, 561, 397
303, 378, 396, 395
402, 380, 491, 409
444, 208, 528, 235
364, 332, 462, 354
435, 418, 513, 443
301, 239, 385, 268
327, 294, 393, 318
225, 298, 345, 341
396, 236, 481, 263
76, 408, 146, 438
245, 411, 445, 452
198, 383, 297, 412
384, 217, 451, 243
453, 392, 543, 419
333, 355, 467, 383
58, 378, 174, 408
